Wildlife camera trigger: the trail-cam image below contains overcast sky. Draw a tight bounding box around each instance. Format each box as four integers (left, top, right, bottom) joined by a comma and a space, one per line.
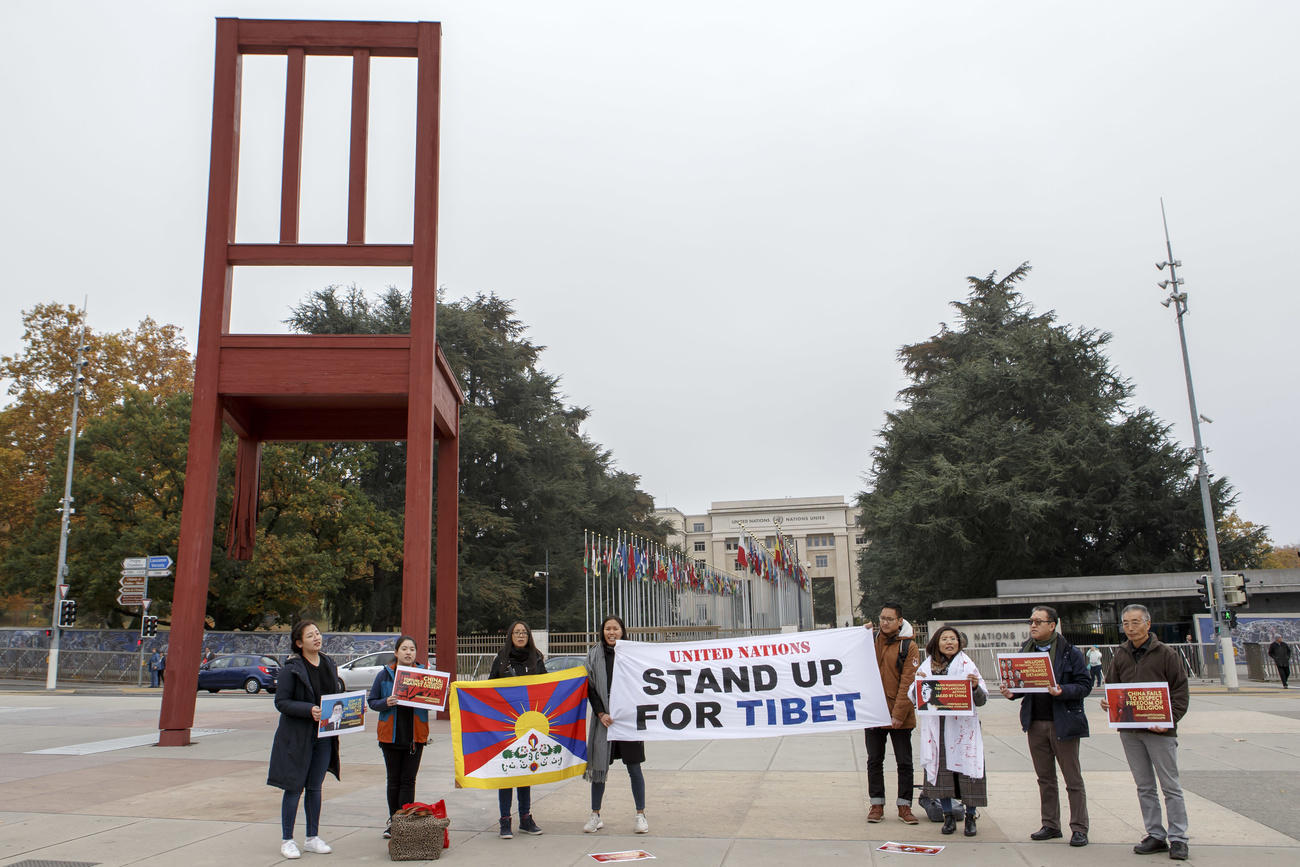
3, 1, 1297, 546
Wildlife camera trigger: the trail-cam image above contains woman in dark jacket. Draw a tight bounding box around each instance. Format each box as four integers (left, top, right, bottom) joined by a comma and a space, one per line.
489, 620, 547, 839
583, 615, 648, 835
367, 635, 430, 838
268, 620, 343, 860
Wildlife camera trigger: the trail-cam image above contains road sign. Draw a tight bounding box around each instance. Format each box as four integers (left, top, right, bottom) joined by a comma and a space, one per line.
146, 569, 172, 578
58, 583, 69, 599
119, 575, 147, 590
122, 557, 148, 570
121, 568, 147, 578
142, 598, 152, 611
117, 592, 146, 606
147, 555, 173, 570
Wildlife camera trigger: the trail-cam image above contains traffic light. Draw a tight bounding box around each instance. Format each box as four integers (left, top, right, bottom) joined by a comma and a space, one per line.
1224, 609, 1238, 631
141, 615, 158, 638
58, 598, 77, 627
1195, 575, 1212, 609
1222, 572, 1249, 608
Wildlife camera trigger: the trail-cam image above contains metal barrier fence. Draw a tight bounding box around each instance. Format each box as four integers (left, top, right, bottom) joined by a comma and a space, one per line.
1, 647, 150, 684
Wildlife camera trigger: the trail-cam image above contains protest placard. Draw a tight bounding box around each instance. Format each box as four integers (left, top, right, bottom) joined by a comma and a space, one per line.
876, 842, 944, 855
996, 652, 1058, 693
318, 689, 367, 737
589, 851, 656, 862
606, 627, 891, 741
392, 665, 452, 712
1105, 682, 1174, 728
914, 676, 974, 716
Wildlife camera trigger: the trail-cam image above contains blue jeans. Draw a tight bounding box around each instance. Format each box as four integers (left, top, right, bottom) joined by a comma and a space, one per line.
281, 737, 332, 839
592, 762, 646, 812
499, 786, 531, 819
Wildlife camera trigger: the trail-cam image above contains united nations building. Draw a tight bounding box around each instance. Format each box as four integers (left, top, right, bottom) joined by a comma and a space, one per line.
655, 496, 865, 628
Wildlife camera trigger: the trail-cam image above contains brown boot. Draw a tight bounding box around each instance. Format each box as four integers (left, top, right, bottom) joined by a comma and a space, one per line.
867, 805, 884, 823
898, 805, 919, 825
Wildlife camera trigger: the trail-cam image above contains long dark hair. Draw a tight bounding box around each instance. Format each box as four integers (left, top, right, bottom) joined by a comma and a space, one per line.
289, 620, 318, 656
600, 615, 627, 647
926, 626, 964, 665
500, 620, 540, 659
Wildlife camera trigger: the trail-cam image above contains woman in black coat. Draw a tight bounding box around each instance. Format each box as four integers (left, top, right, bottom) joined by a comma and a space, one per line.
268, 620, 343, 860
489, 620, 547, 839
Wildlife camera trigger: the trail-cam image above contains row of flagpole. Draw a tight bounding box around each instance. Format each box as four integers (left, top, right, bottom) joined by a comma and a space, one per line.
582, 527, 812, 634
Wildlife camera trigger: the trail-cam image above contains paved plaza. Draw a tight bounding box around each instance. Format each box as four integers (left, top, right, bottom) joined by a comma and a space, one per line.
0, 681, 1296, 865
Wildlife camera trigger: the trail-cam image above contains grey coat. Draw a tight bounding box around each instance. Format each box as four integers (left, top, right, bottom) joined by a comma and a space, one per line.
583, 643, 645, 783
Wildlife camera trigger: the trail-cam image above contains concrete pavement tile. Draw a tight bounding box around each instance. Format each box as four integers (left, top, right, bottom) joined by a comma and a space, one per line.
0, 816, 243, 867
0, 811, 141, 861
767, 730, 862, 771
723, 836, 877, 864
734, 771, 865, 840
681, 737, 780, 770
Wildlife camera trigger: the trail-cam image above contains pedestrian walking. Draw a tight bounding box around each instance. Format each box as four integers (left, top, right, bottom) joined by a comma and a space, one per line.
267, 620, 342, 860
368, 635, 429, 839
907, 626, 988, 837
1086, 645, 1104, 688
1101, 604, 1191, 861
157, 648, 166, 685
583, 615, 649, 835
489, 620, 547, 839
865, 603, 922, 825
1268, 635, 1291, 688
999, 605, 1092, 847
148, 649, 162, 688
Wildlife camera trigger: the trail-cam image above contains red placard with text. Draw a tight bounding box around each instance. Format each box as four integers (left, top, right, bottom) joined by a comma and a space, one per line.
1105, 682, 1173, 728
914, 676, 975, 716
392, 665, 452, 712
996, 652, 1058, 693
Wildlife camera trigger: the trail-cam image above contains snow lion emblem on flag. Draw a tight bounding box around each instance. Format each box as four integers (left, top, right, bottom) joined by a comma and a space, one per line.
451, 666, 589, 789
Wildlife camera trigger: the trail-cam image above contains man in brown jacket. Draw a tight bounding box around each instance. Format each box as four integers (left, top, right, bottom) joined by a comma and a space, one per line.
866, 603, 922, 824
1100, 604, 1190, 861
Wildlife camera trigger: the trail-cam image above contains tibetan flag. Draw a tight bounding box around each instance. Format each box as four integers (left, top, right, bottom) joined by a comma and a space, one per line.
451, 667, 589, 789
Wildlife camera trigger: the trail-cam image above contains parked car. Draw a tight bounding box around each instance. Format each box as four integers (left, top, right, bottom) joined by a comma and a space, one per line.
545, 654, 589, 673
338, 650, 441, 690
197, 654, 279, 694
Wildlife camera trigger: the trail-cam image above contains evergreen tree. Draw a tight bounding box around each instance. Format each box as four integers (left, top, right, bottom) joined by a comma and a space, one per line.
857, 264, 1267, 616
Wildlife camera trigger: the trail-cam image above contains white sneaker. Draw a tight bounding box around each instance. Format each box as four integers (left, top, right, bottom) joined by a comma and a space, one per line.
634, 813, 649, 834
280, 839, 301, 859
302, 836, 332, 854
583, 812, 604, 833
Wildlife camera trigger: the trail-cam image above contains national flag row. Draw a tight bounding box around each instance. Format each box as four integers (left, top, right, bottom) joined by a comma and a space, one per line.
735, 527, 809, 590
583, 529, 743, 596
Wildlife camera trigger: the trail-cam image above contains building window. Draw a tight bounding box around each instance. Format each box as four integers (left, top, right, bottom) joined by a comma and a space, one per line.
693, 541, 706, 552
815, 554, 829, 568
765, 536, 776, 548
855, 535, 866, 545
724, 537, 738, 551
808, 534, 835, 548
692, 522, 705, 533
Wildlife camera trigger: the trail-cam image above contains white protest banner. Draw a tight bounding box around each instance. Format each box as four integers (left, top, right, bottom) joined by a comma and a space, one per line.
607, 627, 891, 740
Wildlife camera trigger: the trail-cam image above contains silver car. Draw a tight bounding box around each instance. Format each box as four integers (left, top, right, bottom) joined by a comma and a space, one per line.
337, 651, 439, 691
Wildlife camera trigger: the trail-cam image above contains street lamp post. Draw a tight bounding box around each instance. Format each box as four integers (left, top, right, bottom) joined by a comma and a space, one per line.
1156, 203, 1238, 691
47, 319, 89, 690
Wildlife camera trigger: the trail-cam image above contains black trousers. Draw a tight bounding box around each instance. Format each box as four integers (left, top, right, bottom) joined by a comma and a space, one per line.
865, 727, 913, 805
1278, 664, 1290, 688
380, 742, 425, 817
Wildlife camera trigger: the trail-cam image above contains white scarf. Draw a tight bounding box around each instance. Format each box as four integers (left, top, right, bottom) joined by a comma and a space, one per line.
908, 650, 986, 785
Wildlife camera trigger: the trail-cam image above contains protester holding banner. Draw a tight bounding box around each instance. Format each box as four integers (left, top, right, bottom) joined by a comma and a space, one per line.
489, 620, 548, 839
998, 605, 1092, 848
907, 626, 987, 837
1100, 604, 1190, 861
866, 604, 922, 825
267, 620, 343, 860
368, 635, 429, 839
583, 615, 649, 835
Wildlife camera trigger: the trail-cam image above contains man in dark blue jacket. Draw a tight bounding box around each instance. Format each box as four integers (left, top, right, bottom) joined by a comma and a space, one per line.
999, 605, 1092, 847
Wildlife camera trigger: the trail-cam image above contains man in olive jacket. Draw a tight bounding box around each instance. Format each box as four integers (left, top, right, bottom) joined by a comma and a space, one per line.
1101, 603, 1190, 861
865, 603, 922, 825
999, 605, 1092, 847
